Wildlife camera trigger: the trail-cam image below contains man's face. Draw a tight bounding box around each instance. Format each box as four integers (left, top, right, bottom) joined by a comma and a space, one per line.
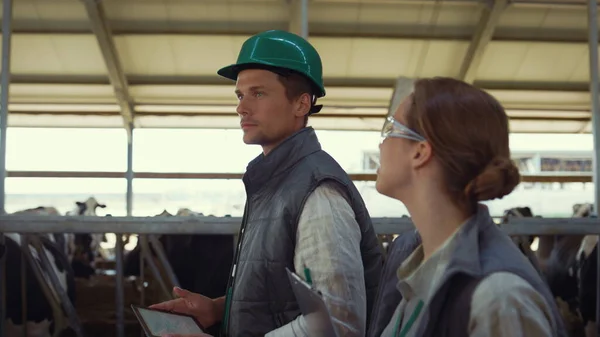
235, 69, 301, 154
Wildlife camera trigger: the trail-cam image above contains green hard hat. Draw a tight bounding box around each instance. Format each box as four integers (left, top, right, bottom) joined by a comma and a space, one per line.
217, 30, 326, 98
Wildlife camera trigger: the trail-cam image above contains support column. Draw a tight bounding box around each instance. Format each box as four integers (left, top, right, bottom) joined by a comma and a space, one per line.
115, 123, 133, 337
288, 0, 308, 39
0, 1, 13, 335
586, 0, 600, 333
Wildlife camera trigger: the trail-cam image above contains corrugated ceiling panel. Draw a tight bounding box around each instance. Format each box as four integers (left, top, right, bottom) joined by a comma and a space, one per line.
491, 90, 590, 110
128, 85, 591, 111
476, 42, 588, 82
507, 110, 589, 119
348, 39, 422, 78
313, 38, 469, 79
9, 84, 116, 104
5, 114, 588, 133
309, 38, 354, 78
135, 115, 385, 131
310, 2, 481, 37
103, 0, 285, 33
497, 6, 587, 30
417, 40, 469, 78
311, 2, 481, 26
7, 0, 87, 22
5, 35, 107, 75
129, 85, 393, 107
509, 119, 586, 133
568, 50, 596, 82
115, 35, 249, 76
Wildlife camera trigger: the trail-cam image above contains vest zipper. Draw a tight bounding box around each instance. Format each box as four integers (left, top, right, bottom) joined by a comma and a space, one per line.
221, 201, 250, 337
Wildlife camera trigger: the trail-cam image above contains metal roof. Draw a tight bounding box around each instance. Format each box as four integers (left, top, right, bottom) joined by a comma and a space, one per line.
0, 0, 598, 133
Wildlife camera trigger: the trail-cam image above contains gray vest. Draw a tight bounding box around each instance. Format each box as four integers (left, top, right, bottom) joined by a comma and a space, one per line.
368, 205, 567, 337
222, 127, 384, 337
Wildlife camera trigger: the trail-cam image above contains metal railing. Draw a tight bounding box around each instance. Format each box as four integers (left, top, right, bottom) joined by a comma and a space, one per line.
1, 215, 600, 337
0, 214, 599, 235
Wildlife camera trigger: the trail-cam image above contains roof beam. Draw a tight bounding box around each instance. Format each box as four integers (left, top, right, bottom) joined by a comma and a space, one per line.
459, 0, 508, 83
3, 28, 595, 44
81, 0, 134, 131
8, 75, 594, 92
288, 0, 308, 38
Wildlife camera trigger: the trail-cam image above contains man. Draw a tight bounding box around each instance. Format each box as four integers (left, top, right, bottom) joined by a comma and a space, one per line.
150, 30, 383, 337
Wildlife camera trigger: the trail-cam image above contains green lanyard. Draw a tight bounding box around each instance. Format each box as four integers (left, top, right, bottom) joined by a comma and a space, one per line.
392, 300, 424, 337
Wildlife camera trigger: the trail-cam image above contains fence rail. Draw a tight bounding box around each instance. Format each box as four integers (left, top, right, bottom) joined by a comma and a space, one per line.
4, 171, 593, 183
0, 215, 599, 235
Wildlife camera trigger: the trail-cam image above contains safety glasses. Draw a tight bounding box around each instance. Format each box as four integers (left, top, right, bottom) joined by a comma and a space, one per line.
381, 116, 426, 143
380, 77, 426, 144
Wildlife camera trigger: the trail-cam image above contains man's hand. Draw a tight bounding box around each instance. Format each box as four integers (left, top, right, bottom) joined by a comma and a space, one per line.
162, 333, 213, 337
161, 333, 213, 337
149, 287, 220, 329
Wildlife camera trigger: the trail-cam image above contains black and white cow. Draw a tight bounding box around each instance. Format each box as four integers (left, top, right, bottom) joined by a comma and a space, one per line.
123, 208, 234, 300
502, 206, 586, 336
2, 208, 76, 337
66, 197, 107, 279
501, 207, 543, 274
572, 203, 598, 337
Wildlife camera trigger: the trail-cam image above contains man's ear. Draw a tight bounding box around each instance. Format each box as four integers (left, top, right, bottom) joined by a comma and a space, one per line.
294, 93, 311, 118
412, 141, 432, 169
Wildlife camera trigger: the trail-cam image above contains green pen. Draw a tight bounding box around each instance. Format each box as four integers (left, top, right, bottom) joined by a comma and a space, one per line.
303, 264, 313, 286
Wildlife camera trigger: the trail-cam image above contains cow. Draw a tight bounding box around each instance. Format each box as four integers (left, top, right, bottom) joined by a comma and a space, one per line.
501, 207, 545, 275
573, 203, 597, 337
123, 208, 234, 335
2, 208, 76, 337
123, 208, 234, 297
65, 197, 107, 279
502, 206, 586, 336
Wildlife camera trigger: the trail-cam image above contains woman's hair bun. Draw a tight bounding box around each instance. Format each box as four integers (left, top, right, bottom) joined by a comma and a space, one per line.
464, 156, 521, 202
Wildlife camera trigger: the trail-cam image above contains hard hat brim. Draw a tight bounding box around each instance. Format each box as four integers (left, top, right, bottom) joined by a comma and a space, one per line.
217, 64, 240, 82
217, 62, 326, 98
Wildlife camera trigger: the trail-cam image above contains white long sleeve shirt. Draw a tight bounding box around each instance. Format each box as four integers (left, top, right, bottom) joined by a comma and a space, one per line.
265, 182, 367, 337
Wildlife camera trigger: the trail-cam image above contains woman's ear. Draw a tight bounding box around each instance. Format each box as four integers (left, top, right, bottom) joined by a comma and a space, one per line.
412, 141, 432, 169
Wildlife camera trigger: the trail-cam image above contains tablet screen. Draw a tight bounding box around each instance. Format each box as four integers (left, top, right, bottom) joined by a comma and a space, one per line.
136, 307, 204, 335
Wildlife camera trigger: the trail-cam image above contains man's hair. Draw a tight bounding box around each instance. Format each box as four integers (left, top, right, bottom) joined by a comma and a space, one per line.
277, 72, 315, 127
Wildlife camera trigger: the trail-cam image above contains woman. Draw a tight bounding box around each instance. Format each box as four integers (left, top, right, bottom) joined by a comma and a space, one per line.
368, 77, 567, 337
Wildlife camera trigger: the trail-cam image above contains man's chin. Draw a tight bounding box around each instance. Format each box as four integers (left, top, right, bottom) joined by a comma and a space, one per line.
242, 134, 260, 145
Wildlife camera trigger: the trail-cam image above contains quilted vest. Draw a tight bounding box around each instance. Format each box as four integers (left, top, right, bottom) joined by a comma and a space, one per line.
367, 205, 567, 337
222, 127, 384, 336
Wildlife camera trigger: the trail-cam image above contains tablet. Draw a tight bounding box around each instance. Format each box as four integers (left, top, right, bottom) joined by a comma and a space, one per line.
131, 304, 205, 337
285, 268, 338, 337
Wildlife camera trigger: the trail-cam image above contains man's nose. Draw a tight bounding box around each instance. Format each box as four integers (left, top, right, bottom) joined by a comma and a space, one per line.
237, 99, 250, 116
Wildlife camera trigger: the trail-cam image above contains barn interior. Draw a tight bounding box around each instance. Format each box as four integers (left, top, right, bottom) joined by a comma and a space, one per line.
0, 0, 599, 336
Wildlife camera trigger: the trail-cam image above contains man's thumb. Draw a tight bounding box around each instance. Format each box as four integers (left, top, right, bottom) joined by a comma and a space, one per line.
173, 287, 191, 298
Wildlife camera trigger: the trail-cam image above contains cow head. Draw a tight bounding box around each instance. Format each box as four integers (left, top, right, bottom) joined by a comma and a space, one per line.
502, 207, 535, 248
502, 206, 534, 222
573, 203, 593, 218
176, 208, 204, 217
12, 206, 66, 255
73, 197, 107, 216
67, 197, 108, 278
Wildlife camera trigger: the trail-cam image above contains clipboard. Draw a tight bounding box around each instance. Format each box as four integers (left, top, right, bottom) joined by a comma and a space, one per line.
285, 267, 338, 337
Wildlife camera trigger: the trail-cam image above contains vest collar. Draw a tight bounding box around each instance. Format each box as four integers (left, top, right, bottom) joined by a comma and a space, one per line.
412, 204, 493, 279
243, 127, 321, 196
439, 204, 492, 278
